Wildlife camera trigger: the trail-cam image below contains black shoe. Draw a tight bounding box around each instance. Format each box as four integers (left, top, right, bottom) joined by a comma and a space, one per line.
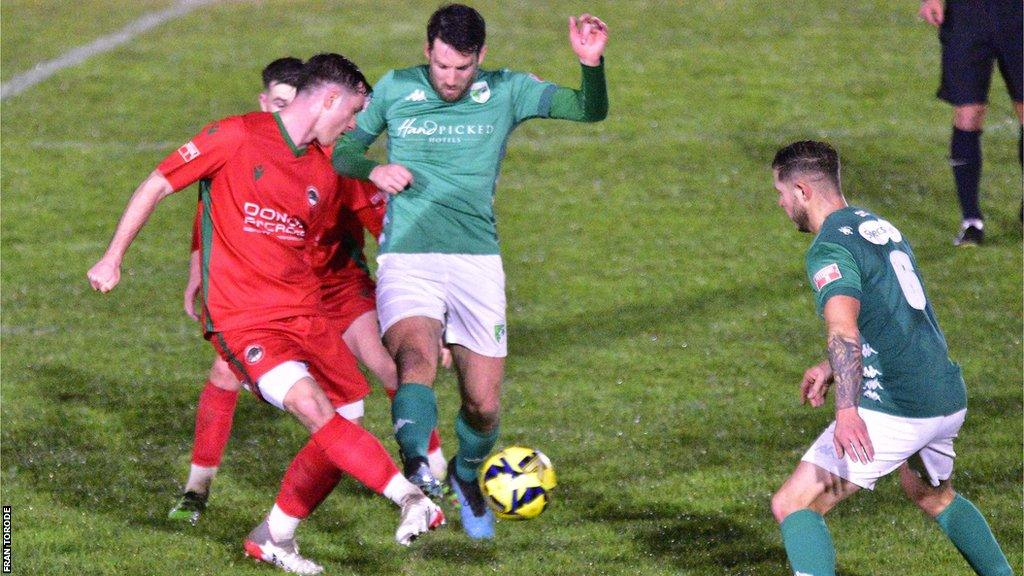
953, 222, 984, 246
168, 490, 207, 524
404, 456, 443, 499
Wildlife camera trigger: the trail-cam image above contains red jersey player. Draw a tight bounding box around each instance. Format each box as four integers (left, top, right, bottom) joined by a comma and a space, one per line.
87, 54, 443, 575
170, 59, 447, 527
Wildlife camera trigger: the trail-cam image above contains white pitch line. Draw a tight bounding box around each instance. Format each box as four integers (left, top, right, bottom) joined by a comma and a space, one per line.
1, 0, 218, 101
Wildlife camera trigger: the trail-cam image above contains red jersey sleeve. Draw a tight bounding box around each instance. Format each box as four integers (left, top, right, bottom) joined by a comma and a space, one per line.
157, 117, 244, 192
190, 202, 202, 252
341, 177, 386, 239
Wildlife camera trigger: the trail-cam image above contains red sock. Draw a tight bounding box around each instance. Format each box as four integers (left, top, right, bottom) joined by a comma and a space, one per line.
191, 382, 239, 467
275, 441, 342, 519
386, 388, 442, 452
311, 415, 399, 494
428, 428, 442, 452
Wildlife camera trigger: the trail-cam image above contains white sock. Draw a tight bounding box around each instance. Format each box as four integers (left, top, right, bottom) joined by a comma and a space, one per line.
184, 464, 217, 494
267, 504, 302, 542
382, 473, 419, 506
427, 447, 447, 480
962, 218, 984, 229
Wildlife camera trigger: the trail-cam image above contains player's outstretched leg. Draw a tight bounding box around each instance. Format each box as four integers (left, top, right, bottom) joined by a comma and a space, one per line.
899, 465, 1013, 576
169, 358, 240, 524
771, 461, 860, 576
447, 346, 502, 539
309, 413, 446, 545
392, 383, 443, 498
384, 317, 447, 498
385, 386, 448, 483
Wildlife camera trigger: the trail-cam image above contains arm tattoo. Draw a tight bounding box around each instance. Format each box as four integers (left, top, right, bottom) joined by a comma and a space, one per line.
827, 334, 862, 410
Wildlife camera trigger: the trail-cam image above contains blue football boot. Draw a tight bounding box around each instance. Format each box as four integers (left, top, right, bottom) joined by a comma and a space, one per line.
446, 458, 495, 540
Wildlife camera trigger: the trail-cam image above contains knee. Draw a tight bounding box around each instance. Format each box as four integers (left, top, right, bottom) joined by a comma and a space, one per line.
283, 387, 332, 428
209, 362, 241, 391
394, 344, 437, 381
461, 399, 500, 432
770, 489, 795, 524
372, 356, 399, 389
953, 105, 987, 131
904, 484, 955, 518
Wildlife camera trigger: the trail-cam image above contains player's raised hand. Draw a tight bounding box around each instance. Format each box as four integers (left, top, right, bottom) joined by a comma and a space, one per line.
800, 359, 833, 407
918, 0, 944, 27
568, 14, 608, 66
87, 258, 121, 293
833, 407, 874, 463
370, 163, 414, 195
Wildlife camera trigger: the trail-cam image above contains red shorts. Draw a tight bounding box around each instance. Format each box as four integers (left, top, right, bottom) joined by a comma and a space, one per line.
319, 274, 377, 332
210, 315, 370, 407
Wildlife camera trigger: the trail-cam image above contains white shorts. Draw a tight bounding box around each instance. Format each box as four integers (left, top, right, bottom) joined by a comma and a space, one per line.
376, 253, 507, 358
801, 407, 966, 490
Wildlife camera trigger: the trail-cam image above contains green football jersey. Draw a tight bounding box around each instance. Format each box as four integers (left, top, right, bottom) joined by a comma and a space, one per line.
349, 66, 558, 255
805, 206, 967, 418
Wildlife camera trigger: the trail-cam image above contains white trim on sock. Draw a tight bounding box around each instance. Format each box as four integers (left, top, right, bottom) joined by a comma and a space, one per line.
267, 504, 302, 542
184, 464, 217, 494
382, 473, 419, 506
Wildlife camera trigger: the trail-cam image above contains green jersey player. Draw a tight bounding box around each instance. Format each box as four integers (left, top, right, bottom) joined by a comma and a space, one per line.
333, 4, 608, 539
768, 141, 1012, 576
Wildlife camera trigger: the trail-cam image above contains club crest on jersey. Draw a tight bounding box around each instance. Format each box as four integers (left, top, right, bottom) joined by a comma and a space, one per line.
858, 219, 902, 245
178, 141, 200, 163
254, 165, 264, 181
470, 81, 491, 104
405, 89, 427, 102
813, 263, 842, 290
244, 345, 264, 364
306, 186, 320, 206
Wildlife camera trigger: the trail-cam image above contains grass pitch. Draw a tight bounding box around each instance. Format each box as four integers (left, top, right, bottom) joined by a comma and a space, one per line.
2, 1, 1021, 575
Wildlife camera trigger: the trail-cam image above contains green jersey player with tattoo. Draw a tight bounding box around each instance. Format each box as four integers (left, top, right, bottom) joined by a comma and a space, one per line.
767, 141, 1012, 576
332, 3, 608, 539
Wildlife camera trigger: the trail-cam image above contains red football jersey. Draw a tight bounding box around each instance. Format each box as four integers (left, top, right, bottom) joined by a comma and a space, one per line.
307, 177, 386, 290
158, 112, 338, 333
190, 201, 202, 253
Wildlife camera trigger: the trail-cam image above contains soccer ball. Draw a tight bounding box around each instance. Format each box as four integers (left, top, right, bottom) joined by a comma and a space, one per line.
478, 446, 557, 520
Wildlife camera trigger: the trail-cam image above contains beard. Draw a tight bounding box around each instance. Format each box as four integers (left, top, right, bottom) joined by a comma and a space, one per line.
429, 75, 470, 103
792, 205, 812, 233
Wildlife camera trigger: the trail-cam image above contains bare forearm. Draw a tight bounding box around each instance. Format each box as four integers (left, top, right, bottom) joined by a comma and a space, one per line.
101, 170, 174, 263
827, 333, 862, 410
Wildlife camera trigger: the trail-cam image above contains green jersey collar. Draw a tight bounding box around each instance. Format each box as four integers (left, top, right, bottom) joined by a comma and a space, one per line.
273, 111, 307, 157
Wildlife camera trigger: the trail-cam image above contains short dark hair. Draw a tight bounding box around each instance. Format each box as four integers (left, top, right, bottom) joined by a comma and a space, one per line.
772, 140, 841, 190
427, 4, 486, 54
296, 53, 370, 95
261, 57, 304, 89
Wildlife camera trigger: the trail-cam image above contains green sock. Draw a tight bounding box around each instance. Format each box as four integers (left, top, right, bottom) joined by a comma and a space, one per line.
454, 410, 498, 482
936, 494, 1013, 576
780, 508, 836, 576
390, 383, 436, 463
